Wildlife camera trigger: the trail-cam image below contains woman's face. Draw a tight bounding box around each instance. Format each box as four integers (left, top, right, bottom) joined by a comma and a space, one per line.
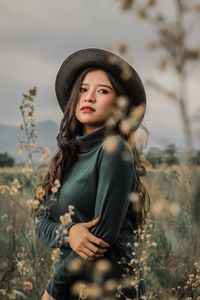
75, 69, 117, 135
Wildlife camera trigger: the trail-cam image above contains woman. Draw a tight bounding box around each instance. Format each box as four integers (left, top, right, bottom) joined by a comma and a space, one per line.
35, 48, 150, 300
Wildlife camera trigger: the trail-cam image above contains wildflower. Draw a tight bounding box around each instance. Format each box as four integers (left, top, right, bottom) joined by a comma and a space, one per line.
18, 143, 25, 155
145, 40, 158, 50
0, 185, 10, 194
29, 142, 35, 149
104, 279, 118, 292
169, 203, 180, 216
94, 258, 112, 274
23, 281, 33, 291
41, 146, 51, 162
16, 260, 28, 275
68, 257, 84, 273
51, 179, 61, 193
71, 281, 88, 298
121, 65, 132, 80
28, 111, 33, 117
106, 115, 117, 127
22, 165, 33, 178
35, 185, 46, 200
116, 42, 128, 55
60, 212, 72, 225
26, 199, 40, 213
137, 8, 148, 19
152, 198, 167, 216
85, 283, 102, 297
1, 214, 8, 220
120, 117, 133, 135
6, 225, 13, 232
19, 124, 24, 130
116, 96, 129, 110
12, 179, 20, 187
54, 179, 61, 188
129, 192, 139, 204
51, 248, 62, 263
130, 104, 145, 122
151, 242, 157, 248
103, 136, 119, 153
29, 87, 37, 96
10, 187, 19, 195
148, 0, 157, 6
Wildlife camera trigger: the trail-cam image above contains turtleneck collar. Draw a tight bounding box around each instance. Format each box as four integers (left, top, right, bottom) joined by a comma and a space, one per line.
75, 125, 108, 153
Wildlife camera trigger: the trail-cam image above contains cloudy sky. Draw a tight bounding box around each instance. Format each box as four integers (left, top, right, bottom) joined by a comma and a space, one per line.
0, 0, 199, 150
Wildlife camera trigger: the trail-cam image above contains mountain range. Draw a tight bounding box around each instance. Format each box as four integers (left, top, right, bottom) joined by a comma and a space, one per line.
0, 120, 58, 163
0, 120, 198, 164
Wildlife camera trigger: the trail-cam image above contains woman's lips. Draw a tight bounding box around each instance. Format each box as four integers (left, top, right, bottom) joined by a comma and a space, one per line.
81, 107, 95, 112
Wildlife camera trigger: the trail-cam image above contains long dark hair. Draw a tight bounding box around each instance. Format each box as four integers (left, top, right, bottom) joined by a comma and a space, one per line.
38, 67, 150, 229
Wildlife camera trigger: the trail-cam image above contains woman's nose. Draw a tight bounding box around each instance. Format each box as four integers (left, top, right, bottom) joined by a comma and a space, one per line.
84, 90, 95, 102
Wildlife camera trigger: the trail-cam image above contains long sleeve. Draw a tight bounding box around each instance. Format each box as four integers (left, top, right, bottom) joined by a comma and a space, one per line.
89, 137, 136, 245
35, 194, 77, 249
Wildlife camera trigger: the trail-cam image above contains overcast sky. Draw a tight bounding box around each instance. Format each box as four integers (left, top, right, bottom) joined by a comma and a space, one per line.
0, 0, 199, 150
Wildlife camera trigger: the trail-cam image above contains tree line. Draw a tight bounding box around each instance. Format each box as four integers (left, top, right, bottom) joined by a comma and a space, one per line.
1, 144, 200, 168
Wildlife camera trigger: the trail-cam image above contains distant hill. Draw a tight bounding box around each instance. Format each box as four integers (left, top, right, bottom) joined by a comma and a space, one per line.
0, 120, 59, 163
0, 121, 198, 165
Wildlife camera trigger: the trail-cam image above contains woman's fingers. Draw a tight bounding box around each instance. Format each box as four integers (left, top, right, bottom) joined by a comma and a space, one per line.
82, 246, 104, 259
86, 241, 107, 255
79, 250, 103, 260
68, 222, 110, 260
78, 250, 95, 260
87, 232, 110, 248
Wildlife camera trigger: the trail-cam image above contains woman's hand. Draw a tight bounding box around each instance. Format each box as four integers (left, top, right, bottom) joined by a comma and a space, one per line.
41, 290, 55, 300
68, 217, 110, 260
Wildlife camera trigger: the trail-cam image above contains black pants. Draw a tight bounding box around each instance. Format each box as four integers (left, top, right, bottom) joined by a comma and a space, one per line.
58, 269, 146, 300
48, 255, 147, 300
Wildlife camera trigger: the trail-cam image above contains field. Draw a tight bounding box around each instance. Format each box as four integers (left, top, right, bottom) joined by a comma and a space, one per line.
0, 165, 200, 300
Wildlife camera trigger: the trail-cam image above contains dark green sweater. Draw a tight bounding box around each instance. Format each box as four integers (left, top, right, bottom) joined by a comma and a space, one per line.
35, 125, 146, 299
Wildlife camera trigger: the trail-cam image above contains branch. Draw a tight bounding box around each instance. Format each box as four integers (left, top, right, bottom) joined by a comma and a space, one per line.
145, 79, 178, 101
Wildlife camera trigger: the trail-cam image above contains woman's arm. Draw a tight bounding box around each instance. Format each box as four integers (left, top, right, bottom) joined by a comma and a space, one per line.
89, 136, 136, 245
35, 194, 77, 249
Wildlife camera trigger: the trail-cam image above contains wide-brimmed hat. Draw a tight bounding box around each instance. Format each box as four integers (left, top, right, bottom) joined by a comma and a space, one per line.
55, 48, 146, 128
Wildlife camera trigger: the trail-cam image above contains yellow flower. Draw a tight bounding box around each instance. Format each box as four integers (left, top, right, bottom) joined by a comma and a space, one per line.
51, 248, 62, 262
51, 186, 58, 194
103, 136, 119, 153
94, 258, 112, 274
35, 186, 46, 200
41, 146, 51, 162
68, 257, 84, 273
60, 212, 72, 225
26, 199, 40, 211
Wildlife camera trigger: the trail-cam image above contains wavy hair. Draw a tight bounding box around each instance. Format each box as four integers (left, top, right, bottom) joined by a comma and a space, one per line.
39, 67, 150, 230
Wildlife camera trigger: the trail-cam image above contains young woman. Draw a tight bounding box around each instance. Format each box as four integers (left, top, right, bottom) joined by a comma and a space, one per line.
35, 48, 150, 300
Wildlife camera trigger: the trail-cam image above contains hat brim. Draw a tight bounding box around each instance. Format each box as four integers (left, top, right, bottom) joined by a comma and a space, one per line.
55, 48, 146, 128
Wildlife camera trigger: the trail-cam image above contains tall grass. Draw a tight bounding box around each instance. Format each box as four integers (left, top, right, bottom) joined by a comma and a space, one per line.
0, 164, 200, 299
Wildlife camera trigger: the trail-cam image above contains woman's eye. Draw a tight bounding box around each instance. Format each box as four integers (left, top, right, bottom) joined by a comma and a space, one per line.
80, 87, 87, 93
98, 89, 109, 94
